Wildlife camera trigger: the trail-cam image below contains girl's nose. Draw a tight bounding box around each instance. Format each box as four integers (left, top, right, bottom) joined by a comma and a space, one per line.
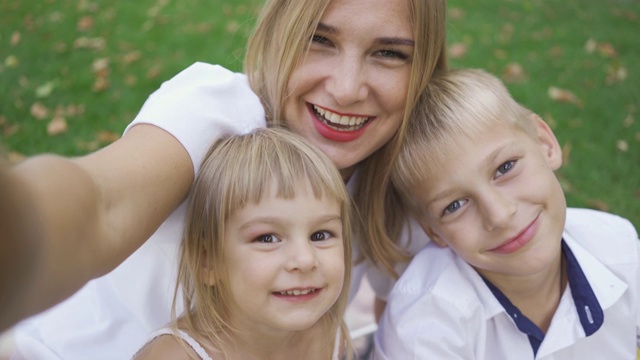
285, 238, 318, 273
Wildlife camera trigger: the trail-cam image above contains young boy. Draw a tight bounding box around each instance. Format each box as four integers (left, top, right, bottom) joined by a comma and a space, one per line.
373, 69, 639, 359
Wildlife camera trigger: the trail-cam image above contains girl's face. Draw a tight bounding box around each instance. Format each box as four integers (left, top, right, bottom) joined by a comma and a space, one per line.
283, 0, 414, 180
222, 180, 345, 335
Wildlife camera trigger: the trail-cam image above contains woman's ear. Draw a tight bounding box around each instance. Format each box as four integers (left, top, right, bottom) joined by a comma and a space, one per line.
531, 113, 563, 171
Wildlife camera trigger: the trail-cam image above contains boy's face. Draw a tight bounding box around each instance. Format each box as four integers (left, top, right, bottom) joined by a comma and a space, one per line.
415, 117, 566, 283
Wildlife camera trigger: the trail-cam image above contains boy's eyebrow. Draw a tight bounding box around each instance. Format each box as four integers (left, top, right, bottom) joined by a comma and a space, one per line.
315, 22, 415, 47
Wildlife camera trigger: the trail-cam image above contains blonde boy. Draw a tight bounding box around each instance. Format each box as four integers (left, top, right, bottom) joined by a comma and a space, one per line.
374, 69, 639, 359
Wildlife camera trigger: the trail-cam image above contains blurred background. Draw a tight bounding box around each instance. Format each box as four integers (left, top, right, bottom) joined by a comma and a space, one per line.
0, 0, 639, 356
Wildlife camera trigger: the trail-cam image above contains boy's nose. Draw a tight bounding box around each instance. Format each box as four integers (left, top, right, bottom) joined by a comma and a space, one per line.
480, 191, 516, 231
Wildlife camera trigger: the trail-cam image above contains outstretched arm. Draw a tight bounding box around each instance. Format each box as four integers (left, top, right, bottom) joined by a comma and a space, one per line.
2, 124, 193, 332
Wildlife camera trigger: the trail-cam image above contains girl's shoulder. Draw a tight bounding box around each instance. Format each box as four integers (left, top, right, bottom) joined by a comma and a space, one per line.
133, 328, 212, 360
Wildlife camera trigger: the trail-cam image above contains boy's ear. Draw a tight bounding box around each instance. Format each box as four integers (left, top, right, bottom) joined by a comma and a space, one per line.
416, 215, 448, 248
531, 113, 563, 171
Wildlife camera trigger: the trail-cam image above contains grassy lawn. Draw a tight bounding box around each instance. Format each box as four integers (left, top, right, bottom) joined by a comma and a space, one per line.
1, 0, 638, 229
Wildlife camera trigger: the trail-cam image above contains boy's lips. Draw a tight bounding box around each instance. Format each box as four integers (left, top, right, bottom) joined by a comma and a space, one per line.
308, 103, 372, 142
489, 214, 540, 254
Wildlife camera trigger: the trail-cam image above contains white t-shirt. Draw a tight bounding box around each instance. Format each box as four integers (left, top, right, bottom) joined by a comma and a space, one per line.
374, 208, 640, 360
11, 62, 428, 359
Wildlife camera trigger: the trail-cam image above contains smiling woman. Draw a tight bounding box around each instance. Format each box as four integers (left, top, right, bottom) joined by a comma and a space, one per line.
7, 0, 446, 358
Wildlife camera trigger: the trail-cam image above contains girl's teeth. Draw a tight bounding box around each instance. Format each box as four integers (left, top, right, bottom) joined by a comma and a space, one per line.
279, 289, 316, 296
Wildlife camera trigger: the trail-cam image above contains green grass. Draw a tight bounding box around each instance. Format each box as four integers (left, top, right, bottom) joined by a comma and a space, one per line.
1, 0, 638, 229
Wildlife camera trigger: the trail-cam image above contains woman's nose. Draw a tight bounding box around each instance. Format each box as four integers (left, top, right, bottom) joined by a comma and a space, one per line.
326, 55, 369, 106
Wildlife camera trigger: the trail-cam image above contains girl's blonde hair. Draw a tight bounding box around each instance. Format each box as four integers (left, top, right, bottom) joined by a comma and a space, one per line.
173, 127, 352, 358
245, 0, 448, 277
392, 68, 537, 213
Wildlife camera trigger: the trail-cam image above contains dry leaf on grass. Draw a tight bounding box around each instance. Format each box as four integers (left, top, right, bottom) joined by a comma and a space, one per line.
30, 102, 49, 120
47, 115, 68, 135
548, 86, 583, 108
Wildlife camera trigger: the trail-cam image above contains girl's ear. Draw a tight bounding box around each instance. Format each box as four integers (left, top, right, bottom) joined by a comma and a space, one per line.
199, 249, 217, 286
416, 215, 448, 248
531, 113, 563, 171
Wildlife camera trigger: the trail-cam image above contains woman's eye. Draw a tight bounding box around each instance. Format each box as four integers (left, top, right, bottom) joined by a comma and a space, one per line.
495, 160, 516, 178
310, 231, 332, 242
311, 34, 331, 45
375, 49, 410, 61
443, 199, 467, 215
254, 234, 280, 243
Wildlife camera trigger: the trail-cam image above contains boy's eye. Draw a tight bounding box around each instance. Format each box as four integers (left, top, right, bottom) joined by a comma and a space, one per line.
254, 234, 281, 243
443, 199, 467, 216
495, 160, 516, 178
310, 231, 332, 242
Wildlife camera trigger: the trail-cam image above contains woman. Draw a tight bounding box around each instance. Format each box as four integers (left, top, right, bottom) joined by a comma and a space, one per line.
9, 0, 446, 358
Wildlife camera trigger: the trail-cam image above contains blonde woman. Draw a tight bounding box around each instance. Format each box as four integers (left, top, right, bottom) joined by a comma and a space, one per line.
10, 0, 446, 358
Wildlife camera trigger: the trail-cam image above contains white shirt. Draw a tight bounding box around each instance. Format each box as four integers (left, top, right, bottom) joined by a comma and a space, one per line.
374, 208, 640, 360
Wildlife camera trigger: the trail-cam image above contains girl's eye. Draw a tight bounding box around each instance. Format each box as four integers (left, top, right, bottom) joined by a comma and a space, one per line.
375, 49, 409, 61
495, 160, 516, 178
254, 234, 280, 243
443, 199, 467, 216
310, 231, 332, 242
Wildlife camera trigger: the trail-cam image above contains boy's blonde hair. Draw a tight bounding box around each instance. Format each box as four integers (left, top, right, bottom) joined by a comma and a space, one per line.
392, 68, 537, 213
173, 127, 352, 358
245, 0, 448, 276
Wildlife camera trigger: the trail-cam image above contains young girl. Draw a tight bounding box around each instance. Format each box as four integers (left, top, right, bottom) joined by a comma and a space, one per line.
134, 128, 352, 360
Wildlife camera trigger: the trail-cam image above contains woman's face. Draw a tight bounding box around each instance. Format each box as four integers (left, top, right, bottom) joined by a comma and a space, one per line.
283, 0, 414, 180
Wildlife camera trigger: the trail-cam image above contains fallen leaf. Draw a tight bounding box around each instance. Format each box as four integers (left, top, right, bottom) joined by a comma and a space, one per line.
10, 31, 21, 46
47, 115, 68, 135
597, 42, 617, 58
616, 140, 628, 152
74, 37, 106, 51
548, 46, 563, 58
623, 114, 634, 128
448, 43, 468, 59
226, 21, 240, 33
503, 62, 526, 83
35, 80, 59, 98
562, 142, 572, 166
77, 16, 94, 31
636, 132, 640, 142
146, 64, 162, 79
548, 86, 583, 108
7, 152, 25, 164
448, 7, 464, 21
30, 102, 49, 120
122, 51, 141, 64
606, 63, 627, 85
92, 77, 109, 92
5, 55, 19, 68
584, 38, 597, 53
586, 199, 609, 212
124, 75, 138, 86
92, 58, 110, 73
96, 130, 120, 143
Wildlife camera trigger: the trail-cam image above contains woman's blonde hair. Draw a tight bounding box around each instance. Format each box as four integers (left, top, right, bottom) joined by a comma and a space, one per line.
245, 0, 448, 277
392, 68, 537, 213
173, 127, 353, 358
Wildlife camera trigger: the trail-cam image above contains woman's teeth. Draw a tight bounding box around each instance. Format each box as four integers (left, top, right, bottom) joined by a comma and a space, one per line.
313, 105, 369, 130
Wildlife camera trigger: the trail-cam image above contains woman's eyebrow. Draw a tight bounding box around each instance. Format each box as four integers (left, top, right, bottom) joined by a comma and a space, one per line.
316, 22, 414, 47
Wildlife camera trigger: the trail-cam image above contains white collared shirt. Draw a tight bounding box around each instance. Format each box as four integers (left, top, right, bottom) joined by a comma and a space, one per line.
374, 208, 639, 360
